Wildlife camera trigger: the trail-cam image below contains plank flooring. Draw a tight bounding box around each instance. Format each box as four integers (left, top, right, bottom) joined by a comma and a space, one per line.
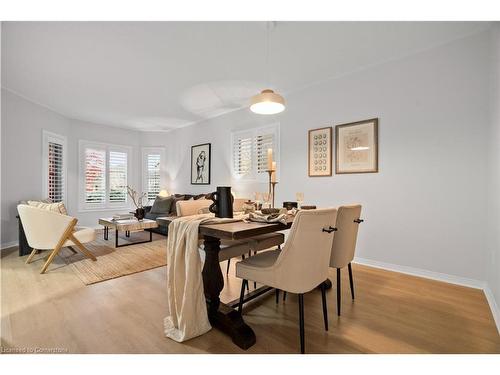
1, 233, 499, 354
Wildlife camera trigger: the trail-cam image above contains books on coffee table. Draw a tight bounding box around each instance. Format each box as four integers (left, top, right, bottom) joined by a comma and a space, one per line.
112, 213, 135, 221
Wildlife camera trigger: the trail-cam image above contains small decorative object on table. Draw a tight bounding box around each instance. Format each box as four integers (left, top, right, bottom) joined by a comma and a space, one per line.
283, 201, 298, 210
127, 186, 147, 221
242, 200, 256, 214
296, 192, 304, 208
206, 186, 234, 218
261, 192, 271, 209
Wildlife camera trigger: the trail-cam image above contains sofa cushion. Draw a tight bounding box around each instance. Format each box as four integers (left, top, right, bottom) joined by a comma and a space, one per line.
170, 196, 185, 215
150, 195, 173, 214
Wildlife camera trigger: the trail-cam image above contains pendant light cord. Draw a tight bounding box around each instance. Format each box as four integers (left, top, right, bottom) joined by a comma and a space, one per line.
266, 21, 270, 88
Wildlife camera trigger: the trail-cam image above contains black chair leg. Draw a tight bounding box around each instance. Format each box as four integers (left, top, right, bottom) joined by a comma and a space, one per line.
254, 281, 257, 289
240, 255, 249, 291
348, 263, 355, 300
226, 259, 230, 275
298, 293, 305, 354
275, 289, 280, 304
337, 268, 341, 316
238, 280, 247, 313
320, 282, 328, 331
283, 291, 287, 301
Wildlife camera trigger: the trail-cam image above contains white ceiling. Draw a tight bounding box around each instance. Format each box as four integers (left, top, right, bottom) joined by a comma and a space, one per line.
1, 21, 491, 131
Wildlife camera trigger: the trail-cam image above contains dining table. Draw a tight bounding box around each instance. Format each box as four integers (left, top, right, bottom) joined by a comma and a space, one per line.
156, 214, 331, 350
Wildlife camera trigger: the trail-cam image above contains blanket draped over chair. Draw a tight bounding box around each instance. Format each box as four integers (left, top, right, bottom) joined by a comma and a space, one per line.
163, 213, 244, 342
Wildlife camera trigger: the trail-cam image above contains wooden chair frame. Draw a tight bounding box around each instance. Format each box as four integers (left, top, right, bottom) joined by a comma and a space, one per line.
25, 218, 97, 274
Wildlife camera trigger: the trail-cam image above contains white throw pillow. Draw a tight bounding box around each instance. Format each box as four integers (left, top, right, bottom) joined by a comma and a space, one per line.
27, 201, 68, 215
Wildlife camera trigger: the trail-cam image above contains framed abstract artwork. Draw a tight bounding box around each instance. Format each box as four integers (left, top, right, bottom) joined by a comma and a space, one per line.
308, 127, 332, 177
335, 118, 378, 174
191, 143, 211, 185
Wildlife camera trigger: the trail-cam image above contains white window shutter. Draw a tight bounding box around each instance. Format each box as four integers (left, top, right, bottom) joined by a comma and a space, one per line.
255, 133, 275, 174
146, 153, 161, 200
85, 148, 106, 204
233, 135, 253, 177
109, 151, 128, 203
231, 124, 279, 181
47, 141, 64, 202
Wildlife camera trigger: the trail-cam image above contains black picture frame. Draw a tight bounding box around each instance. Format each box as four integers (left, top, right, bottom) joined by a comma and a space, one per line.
191, 143, 211, 185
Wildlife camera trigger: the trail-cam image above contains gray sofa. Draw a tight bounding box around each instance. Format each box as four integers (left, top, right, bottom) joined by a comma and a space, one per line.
144, 193, 207, 236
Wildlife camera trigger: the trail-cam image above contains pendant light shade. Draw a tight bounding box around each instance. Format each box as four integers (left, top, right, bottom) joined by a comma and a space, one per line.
250, 22, 286, 115
250, 89, 285, 115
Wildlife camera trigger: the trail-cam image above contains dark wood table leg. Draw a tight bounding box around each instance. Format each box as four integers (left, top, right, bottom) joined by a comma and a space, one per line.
202, 235, 256, 350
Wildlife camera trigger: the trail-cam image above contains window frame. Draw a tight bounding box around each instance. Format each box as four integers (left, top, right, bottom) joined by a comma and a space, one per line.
78, 140, 133, 212
42, 130, 67, 204
141, 147, 166, 204
231, 123, 280, 183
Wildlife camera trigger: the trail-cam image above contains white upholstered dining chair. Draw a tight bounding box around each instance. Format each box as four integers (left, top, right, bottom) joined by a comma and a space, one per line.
330, 204, 363, 316
236, 208, 338, 354
17, 204, 97, 274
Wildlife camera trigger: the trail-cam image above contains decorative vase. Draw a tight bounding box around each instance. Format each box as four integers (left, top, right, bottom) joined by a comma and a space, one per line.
206, 186, 234, 218
135, 207, 145, 221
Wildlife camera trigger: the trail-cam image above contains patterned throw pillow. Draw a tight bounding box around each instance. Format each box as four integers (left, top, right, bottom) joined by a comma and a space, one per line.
198, 206, 211, 214
27, 201, 68, 215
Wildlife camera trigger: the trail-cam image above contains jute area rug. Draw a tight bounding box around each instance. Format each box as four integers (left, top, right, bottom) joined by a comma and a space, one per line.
60, 231, 167, 285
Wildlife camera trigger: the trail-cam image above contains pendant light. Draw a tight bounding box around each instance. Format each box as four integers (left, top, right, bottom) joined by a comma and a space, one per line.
250, 22, 285, 115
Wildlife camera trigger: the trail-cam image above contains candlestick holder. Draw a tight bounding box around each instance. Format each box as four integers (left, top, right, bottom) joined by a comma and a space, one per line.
271, 182, 278, 208
266, 169, 277, 208
266, 169, 273, 197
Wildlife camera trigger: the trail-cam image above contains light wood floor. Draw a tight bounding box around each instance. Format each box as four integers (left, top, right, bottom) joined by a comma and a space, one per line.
1, 234, 499, 354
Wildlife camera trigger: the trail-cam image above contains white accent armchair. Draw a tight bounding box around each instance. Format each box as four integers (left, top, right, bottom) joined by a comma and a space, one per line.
17, 204, 97, 274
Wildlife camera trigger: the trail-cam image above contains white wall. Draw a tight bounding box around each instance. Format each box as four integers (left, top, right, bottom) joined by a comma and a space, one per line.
487, 25, 500, 323
1, 90, 69, 245
143, 31, 491, 283
1, 89, 142, 245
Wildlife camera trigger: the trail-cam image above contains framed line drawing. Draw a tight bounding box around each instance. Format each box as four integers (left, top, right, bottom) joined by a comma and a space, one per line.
191, 143, 211, 184
308, 127, 332, 177
336, 118, 378, 174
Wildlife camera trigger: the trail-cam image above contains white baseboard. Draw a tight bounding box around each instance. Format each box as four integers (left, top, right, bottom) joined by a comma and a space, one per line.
1, 241, 18, 250
354, 256, 486, 289
354, 256, 500, 333
483, 286, 500, 334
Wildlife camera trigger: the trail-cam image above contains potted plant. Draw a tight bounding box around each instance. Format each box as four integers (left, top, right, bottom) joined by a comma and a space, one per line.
127, 186, 147, 220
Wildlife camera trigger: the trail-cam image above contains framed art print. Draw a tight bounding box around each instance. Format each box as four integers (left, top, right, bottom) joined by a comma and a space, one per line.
308, 127, 332, 177
191, 143, 211, 184
335, 118, 378, 174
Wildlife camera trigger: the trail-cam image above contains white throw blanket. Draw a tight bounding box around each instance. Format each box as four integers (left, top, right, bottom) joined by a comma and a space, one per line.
163, 213, 245, 342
